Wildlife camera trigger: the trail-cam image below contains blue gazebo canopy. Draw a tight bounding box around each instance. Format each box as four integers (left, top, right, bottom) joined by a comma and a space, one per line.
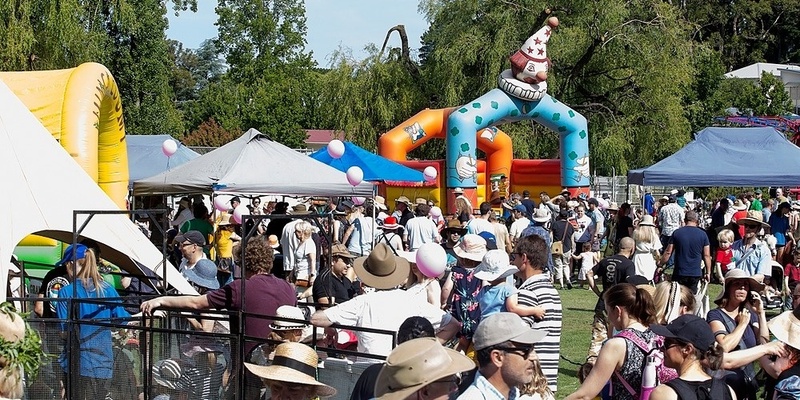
127, 134, 200, 183
309, 141, 425, 184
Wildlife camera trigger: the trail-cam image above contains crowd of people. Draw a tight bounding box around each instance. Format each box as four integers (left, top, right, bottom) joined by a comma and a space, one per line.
21, 186, 800, 400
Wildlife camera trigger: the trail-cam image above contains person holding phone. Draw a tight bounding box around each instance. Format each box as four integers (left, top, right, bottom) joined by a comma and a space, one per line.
706, 269, 769, 400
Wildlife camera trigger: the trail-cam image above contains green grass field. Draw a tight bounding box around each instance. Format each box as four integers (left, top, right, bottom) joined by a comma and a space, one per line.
554, 283, 726, 399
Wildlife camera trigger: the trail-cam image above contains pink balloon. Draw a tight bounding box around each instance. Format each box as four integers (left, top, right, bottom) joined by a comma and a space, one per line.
346, 166, 363, 186
352, 196, 366, 205
429, 206, 442, 218
232, 205, 249, 224
415, 243, 447, 278
327, 139, 345, 159
423, 166, 438, 182
162, 139, 178, 157
213, 196, 229, 212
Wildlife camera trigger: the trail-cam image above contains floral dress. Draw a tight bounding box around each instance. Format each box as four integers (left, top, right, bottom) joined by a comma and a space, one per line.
449, 266, 482, 339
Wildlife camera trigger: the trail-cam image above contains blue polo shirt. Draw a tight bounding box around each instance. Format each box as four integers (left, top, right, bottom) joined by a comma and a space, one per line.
670, 226, 709, 277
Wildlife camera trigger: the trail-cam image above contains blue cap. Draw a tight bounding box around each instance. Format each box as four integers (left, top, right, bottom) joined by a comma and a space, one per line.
58, 244, 88, 266
513, 204, 527, 212
477, 231, 498, 250
183, 260, 221, 290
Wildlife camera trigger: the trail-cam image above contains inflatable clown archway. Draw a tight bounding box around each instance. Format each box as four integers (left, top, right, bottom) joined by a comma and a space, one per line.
380, 17, 590, 212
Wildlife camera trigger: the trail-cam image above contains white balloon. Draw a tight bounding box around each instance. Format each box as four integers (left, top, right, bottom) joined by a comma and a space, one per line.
327, 139, 345, 159
416, 243, 448, 278
346, 166, 364, 186
232, 205, 250, 224
213, 196, 229, 212
162, 139, 178, 157
423, 166, 438, 182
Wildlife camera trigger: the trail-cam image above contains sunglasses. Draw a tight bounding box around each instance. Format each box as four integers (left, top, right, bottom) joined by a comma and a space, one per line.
509, 252, 523, 262
743, 224, 760, 230
495, 345, 535, 358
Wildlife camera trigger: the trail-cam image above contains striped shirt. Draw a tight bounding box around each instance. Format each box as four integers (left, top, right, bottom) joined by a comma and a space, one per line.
517, 274, 562, 393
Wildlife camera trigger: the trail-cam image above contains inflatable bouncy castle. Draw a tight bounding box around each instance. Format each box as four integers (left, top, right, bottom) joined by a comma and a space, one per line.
379, 17, 590, 213
0, 63, 129, 266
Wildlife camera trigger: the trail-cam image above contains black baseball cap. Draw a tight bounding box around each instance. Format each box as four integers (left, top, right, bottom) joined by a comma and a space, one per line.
175, 231, 205, 246
649, 314, 715, 351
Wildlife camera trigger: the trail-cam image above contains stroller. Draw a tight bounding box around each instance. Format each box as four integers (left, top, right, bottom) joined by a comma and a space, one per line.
764, 261, 786, 311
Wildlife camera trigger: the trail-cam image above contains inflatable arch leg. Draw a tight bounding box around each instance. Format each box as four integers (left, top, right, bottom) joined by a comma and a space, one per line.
0, 63, 129, 209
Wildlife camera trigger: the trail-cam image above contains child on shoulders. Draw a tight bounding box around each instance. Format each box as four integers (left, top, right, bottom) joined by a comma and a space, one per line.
474, 250, 545, 320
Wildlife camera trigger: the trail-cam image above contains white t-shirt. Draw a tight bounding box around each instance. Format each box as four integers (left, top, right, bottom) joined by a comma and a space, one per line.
405, 217, 440, 251
467, 217, 493, 235
510, 217, 531, 240
293, 239, 316, 280
322, 289, 451, 359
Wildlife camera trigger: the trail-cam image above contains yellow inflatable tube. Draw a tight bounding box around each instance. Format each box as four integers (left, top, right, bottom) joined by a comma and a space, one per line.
0, 63, 129, 208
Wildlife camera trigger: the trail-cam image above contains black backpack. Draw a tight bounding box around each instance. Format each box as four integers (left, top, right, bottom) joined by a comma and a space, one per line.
664, 377, 730, 400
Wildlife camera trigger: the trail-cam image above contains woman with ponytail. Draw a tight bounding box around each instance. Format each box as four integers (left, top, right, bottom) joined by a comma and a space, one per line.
55, 244, 131, 400
649, 314, 735, 400
566, 283, 662, 400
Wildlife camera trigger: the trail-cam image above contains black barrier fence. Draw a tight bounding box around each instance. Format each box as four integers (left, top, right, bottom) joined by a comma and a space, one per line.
20, 295, 396, 400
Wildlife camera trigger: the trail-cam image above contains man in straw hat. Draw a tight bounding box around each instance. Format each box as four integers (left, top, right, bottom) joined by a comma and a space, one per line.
393, 196, 414, 227
374, 337, 475, 400
457, 312, 546, 399
310, 243, 460, 359
245, 342, 337, 399
659, 210, 711, 294
731, 210, 773, 280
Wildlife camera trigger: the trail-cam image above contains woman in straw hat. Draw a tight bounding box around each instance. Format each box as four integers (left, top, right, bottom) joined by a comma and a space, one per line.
632, 215, 662, 282
763, 306, 800, 399
245, 342, 336, 400
706, 269, 768, 399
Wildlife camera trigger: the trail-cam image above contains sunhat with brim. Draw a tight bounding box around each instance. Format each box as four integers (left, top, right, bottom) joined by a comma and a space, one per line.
394, 196, 412, 205
374, 195, 389, 211
474, 250, 518, 281
245, 342, 336, 398
290, 204, 312, 215
152, 359, 190, 390
473, 312, 546, 350
532, 209, 550, 223
453, 234, 488, 262
267, 235, 280, 249
606, 202, 619, 211
441, 219, 467, 235
736, 210, 770, 228
374, 338, 475, 400
732, 199, 747, 211
639, 215, 656, 227
382, 216, 401, 231
714, 268, 765, 305
218, 214, 235, 226
352, 243, 410, 289
396, 251, 417, 264
649, 314, 716, 351
330, 243, 356, 260
183, 260, 220, 290
269, 305, 309, 331
768, 309, 800, 350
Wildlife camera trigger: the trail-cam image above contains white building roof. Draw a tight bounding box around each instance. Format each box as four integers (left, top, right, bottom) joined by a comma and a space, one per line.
725, 63, 800, 79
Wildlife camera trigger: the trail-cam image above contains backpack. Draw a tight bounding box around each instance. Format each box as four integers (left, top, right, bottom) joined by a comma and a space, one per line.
664, 376, 730, 400
614, 329, 674, 400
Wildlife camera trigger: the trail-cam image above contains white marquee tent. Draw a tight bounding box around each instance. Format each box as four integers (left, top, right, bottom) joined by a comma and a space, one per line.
0, 80, 195, 299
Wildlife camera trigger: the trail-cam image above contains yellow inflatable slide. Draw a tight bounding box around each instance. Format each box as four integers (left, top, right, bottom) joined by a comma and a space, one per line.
0, 62, 128, 255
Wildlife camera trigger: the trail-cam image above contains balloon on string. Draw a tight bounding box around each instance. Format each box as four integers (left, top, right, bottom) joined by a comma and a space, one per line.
416, 243, 447, 278
351, 196, 366, 206
346, 166, 363, 186
423, 166, 438, 182
213, 196, 229, 212
162, 139, 178, 157
327, 139, 345, 159
232, 205, 250, 224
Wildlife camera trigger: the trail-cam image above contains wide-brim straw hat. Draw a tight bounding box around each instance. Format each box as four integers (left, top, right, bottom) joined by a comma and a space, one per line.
639, 215, 656, 227
244, 342, 336, 398
714, 269, 765, 305
375, 338, 475, 399
532, 208, 550, 223
374, 195, 389, 211
732, 199, 747, 211
606, 202, 619, 211
352, 243, 410, 289
768, 309, 800, 350
394, 196, 412, 205
453, 234, 488, 261
736, 210, 770, 228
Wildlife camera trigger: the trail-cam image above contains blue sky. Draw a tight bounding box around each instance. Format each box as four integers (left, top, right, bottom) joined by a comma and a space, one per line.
166, 0, 429, 66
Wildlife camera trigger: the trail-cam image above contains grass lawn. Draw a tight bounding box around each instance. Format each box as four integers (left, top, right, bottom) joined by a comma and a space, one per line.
555, 282, 726, 399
